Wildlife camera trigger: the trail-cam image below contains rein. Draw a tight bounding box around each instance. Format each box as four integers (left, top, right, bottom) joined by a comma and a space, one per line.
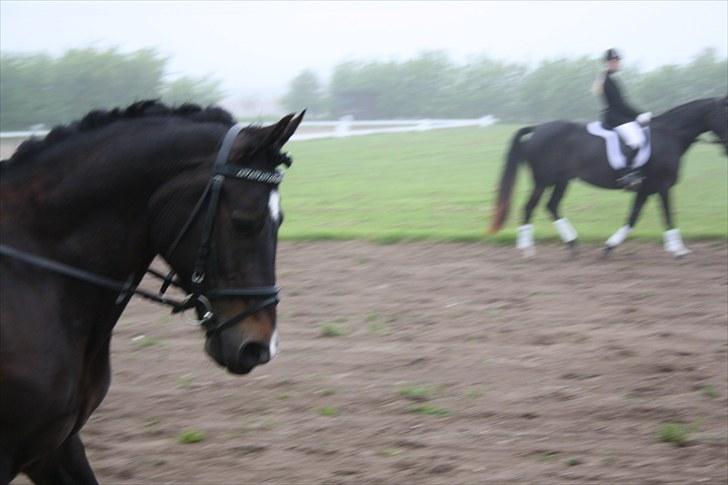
0, 123, 284, 337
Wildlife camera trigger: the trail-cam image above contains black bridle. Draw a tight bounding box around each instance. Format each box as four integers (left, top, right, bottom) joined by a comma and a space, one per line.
0, 123, 284, 337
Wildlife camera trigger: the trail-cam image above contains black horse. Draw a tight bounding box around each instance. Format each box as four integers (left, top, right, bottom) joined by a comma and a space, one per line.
490, 96, 727, 257
0, 101, 304, 483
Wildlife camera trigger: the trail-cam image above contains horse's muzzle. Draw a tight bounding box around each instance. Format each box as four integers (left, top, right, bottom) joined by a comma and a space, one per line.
233, 341, 271, 374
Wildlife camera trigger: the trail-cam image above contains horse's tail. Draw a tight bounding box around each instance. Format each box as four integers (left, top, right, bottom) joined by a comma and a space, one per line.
489, 126, 534, 234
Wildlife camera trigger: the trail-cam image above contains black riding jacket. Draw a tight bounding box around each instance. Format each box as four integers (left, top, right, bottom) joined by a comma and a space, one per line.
601, 71, 641, 128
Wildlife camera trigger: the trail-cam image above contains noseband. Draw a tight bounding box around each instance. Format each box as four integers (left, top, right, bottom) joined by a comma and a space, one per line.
0, 123, 283, 337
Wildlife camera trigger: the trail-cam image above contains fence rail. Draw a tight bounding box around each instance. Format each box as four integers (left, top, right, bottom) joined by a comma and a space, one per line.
0, 116, 496, 145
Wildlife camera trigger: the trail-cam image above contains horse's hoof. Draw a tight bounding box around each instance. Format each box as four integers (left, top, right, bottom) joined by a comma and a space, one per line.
673, 249, 692, 259
564, 240, 578, 259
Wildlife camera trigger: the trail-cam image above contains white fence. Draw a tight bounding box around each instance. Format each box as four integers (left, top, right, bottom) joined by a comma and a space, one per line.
0, 116, 496, 146
291, 116, 496, 141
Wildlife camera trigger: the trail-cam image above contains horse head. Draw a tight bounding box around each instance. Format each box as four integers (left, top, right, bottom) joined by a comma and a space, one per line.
148, 111, 304, 374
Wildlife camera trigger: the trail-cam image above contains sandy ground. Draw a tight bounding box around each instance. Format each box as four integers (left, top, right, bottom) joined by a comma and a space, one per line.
11, 241, 728, 484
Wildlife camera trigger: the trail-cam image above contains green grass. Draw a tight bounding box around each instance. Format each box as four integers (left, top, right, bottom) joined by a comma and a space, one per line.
280, 125, 727, 242
319, 406, 339, 417
399, 385, 435, 402
407, 404, 450, 416
657, 423, 693, 447
465, 386, 487, 398
701, 385, 719, 398
177, 429, 206, 444
131, 335, 160, 349
320, 322, 347, 337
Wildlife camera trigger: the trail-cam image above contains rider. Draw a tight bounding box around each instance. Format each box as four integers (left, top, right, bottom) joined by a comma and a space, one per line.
594, 48, 652, 190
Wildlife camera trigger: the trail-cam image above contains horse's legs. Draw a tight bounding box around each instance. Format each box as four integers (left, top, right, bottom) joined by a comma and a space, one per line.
518, 184, 545, 256
546, 182, 578, 256
0, 452, 14, 484
24, 433, 98, 485
658, 186, 691, 257
604, 189, 649, 255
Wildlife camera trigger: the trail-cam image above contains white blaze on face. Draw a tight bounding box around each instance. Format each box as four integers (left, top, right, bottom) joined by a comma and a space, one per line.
269, 329, 279, 359
268, 190, 281, 224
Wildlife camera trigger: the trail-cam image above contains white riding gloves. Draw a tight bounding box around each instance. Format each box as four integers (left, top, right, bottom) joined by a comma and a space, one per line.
636, 112, 652, 126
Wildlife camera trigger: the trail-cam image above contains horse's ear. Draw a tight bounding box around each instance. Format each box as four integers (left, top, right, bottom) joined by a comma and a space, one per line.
277, 109, 306, 147
260, 114, 295, 149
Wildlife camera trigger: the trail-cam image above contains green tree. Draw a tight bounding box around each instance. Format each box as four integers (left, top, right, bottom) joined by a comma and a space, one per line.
281, 69, 325, 116
160, 75, 225, 106
0, 48, 167, 130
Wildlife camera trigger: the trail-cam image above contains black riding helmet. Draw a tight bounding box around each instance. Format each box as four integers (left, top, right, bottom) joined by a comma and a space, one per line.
604, 48, 621, 61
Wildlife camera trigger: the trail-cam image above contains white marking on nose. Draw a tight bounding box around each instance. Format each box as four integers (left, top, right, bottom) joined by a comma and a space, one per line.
269, 329, 279, 359
268, 190, 281, 223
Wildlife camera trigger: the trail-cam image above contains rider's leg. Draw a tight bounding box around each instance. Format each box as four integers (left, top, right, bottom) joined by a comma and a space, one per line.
614, 122, 645, 189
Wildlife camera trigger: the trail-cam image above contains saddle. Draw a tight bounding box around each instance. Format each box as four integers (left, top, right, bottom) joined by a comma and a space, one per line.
586, 121, 651, 170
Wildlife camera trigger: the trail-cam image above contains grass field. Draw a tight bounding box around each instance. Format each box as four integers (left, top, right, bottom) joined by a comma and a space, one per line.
279, 124, 727, 243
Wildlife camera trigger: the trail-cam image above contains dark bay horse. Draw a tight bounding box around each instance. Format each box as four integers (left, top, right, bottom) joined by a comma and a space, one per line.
490, 96, 727, 257
0, 101, 304, 483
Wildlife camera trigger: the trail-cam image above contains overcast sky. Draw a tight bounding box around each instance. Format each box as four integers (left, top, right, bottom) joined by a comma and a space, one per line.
1, 1, 726, 99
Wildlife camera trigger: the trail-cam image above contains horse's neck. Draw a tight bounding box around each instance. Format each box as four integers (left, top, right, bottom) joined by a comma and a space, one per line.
3, 128, 208, 282
656, 104, 711, 153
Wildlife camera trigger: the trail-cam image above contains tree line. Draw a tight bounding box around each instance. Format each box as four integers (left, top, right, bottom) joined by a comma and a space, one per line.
0, 48, 224, 130
282, 48, 727, 122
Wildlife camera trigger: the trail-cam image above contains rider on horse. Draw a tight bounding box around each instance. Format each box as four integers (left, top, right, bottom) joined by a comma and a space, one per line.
594, 48, 652, 190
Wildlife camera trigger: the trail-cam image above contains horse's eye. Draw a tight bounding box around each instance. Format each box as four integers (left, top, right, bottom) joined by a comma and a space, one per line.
231, 212, 265, 235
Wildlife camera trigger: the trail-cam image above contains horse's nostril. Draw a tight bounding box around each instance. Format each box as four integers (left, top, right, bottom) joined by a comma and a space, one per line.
238, 341, 271, 367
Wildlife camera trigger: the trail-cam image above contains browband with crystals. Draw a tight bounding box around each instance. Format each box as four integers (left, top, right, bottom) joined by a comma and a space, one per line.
215, 165, 284, 185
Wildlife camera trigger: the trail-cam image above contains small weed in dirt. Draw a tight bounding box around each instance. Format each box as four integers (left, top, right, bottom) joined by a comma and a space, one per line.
155, 315, 173, 325
316, 388, 336, 397
399, 385, 435, 402
566, 458, 583, 466
407, 404, 450, 417
320, 322, 347, 337
701, 385, 718, 398
368, 322, 389, 336
131, 335, 160, 349
657, 423, 692, 446
143, 417, 161, 433
380, 447, 403, 457
277, 393, 290, 400
366, 312, 381, 322
319, 406, 339, 417
534, 450, 560, 462
465, 386, 486, 398
176, 374, 193, 389
178, 429, 205, 444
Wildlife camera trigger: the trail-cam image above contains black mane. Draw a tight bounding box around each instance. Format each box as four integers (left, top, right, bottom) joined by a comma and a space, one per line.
654, 97, 717, 122
4, 100, 235, 164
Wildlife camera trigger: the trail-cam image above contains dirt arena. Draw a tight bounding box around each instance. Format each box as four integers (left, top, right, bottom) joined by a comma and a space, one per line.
13, 241, 728, 484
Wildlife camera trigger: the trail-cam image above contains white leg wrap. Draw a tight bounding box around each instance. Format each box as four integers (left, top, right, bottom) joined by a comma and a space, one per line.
663, 229, 691, 257
553, 218, 578, 243
606, 225, 632, 247
517, 224, 535, 256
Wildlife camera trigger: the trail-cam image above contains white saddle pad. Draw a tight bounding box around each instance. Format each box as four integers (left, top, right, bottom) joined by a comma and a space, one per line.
586, 121, 651, 170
